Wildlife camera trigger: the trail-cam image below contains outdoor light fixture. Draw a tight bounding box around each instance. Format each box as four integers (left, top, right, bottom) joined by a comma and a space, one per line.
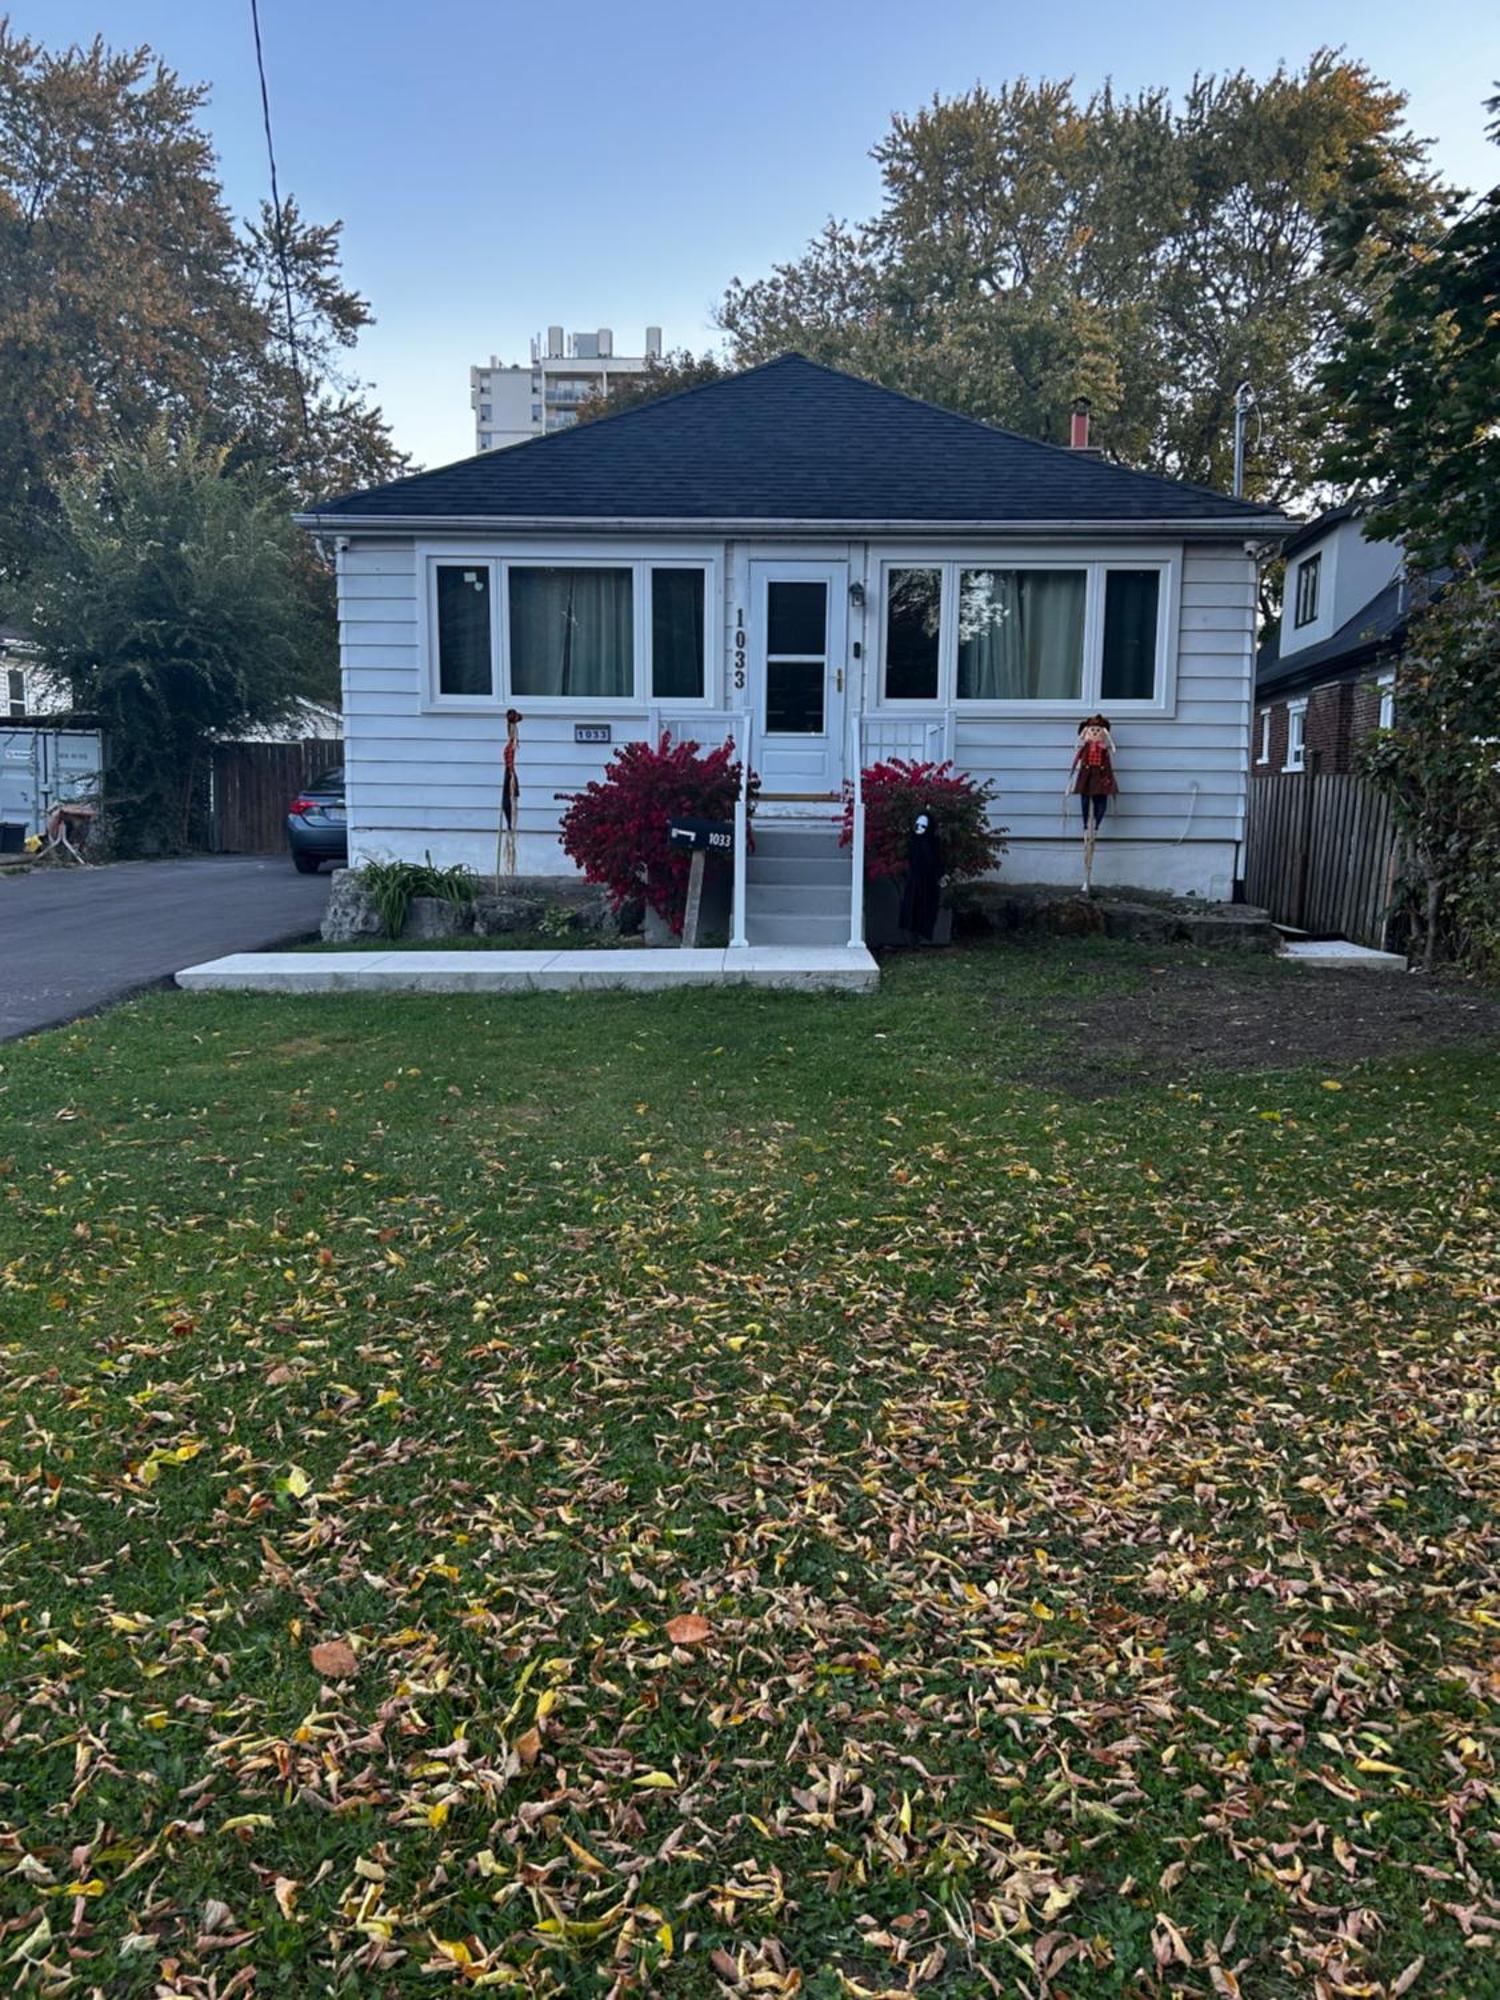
849, 580, 866, 607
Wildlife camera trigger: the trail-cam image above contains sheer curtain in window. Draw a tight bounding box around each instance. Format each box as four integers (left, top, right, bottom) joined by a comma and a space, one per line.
957, 570, 1085, 699
509, 568, 634, 697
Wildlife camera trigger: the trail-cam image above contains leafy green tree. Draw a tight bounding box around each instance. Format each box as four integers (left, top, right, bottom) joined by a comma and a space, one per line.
27, 431, 326, 853
573, 349, 729, 424
718, 55, 1439, 500
1361, 573, 1500, 971
0, 25, 403, 579
1322, 98, 1500, 573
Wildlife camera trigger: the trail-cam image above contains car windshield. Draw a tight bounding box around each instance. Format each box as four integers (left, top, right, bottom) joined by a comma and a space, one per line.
313, 768, 344, 792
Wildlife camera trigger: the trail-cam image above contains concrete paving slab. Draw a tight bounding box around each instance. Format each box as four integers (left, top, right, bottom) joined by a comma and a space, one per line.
175, 944, 880, 996
1281, 940, 1407, 971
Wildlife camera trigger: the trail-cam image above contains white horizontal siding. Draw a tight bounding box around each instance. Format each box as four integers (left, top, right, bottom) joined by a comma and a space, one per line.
948, 543, 1255, 853
337, 535, 1258, 889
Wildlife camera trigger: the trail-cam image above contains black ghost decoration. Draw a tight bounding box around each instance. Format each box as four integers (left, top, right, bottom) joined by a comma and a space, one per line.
899, 809, 944, 942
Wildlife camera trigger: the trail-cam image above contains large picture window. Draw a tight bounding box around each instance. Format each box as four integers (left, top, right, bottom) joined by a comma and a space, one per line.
435, 565, 493, 696
509, 567, 634, 698
957, 569, 1086, 700
879, 556, 1170, 709
425, 555, 714, 706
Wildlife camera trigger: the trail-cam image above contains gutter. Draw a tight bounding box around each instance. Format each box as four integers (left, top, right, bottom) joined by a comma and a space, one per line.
294, 510, 1297, 541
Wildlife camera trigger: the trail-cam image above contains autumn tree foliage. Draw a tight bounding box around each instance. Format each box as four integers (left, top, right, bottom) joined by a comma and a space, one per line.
717, 55, 1441, 502
0, 25, 405, 583
1323, 99, 1500, 970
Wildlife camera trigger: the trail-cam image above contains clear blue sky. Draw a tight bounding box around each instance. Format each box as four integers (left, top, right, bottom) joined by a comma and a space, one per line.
29, 1, 1500, 469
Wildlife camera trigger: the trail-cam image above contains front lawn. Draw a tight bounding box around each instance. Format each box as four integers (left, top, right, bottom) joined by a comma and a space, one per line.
0, 940, 1495, 1996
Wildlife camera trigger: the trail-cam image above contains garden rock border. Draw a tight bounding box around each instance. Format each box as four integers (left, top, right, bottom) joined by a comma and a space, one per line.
322, 869, 634, 945
958, 882, 1278, 951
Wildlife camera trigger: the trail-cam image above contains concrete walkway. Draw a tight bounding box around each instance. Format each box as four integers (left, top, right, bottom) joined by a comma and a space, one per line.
1281, 940, 1407, 972
176, 944, 880, 996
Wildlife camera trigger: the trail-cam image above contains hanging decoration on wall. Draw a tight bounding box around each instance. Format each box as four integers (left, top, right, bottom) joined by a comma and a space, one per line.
497, 708, 523, 877
1068, 713, 1118, 894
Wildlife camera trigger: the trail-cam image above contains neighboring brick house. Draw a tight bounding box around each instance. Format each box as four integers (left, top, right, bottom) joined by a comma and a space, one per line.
1254, 505, 1406, 776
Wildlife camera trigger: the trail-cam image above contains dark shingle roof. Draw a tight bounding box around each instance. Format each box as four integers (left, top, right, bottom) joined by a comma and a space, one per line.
1257, 578, 1408, 694
310, 355, 1292, 529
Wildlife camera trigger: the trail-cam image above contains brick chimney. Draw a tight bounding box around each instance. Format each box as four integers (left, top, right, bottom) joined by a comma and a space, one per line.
1070, 397, 1092, 450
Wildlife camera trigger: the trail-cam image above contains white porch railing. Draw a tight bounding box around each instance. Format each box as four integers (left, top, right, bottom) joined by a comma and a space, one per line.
845, 711, 955, 948
650, 707, 753, 950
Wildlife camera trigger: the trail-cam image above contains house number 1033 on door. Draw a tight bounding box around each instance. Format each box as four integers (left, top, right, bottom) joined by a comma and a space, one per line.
733, 612, 747, 693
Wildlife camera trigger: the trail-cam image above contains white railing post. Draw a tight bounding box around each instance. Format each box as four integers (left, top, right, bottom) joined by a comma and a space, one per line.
847, 711, 865, 949
730, 705, 750, 950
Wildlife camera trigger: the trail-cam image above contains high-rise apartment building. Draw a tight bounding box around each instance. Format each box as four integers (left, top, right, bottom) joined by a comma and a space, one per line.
470, 324, 663, 452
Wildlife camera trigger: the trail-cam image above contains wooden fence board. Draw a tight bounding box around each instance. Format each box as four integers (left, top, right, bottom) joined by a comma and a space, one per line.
211, 741, 340, 854
1245, 767, 1399, 949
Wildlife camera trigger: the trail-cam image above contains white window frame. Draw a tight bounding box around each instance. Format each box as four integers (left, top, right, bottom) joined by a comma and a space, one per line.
1284, 698, 1308, 773
417, 543, 720, 714
1256, 707, 1271, 765
1377, 670, 1395, 731
1294, 553, 1321, 628
872, 545, 1181, 718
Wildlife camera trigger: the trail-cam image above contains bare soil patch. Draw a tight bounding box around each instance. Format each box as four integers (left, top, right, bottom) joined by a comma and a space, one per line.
1035, 957, 1500, 1095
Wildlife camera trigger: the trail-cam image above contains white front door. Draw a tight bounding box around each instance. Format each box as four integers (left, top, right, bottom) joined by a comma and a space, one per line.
749, 560, 848, 807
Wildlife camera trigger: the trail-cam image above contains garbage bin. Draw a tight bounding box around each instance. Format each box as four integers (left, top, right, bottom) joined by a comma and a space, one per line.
0, 823, 25, 855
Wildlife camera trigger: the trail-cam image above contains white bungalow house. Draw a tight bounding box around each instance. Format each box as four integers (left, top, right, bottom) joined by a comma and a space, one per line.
298, 356, 1294, 941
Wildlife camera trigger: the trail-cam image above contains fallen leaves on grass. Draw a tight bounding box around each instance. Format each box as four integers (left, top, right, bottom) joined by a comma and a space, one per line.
0, 959, 1496, 1996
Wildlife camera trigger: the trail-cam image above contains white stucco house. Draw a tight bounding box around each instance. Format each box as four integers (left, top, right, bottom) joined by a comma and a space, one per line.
298, 356, 1294, 937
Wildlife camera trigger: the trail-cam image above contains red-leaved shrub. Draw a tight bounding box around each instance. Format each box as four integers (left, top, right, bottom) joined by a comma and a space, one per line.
560, 734, 757, 931
840, 758, 1005, 882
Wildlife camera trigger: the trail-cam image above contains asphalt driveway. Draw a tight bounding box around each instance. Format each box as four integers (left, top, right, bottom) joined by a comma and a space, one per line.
0, 856, 329, 1040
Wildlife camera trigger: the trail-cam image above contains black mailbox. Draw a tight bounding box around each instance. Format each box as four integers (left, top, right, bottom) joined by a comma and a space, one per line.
668, 817, 734, 854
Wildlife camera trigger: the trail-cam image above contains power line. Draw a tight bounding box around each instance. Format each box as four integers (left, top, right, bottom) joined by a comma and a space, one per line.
249, 0, 313, 455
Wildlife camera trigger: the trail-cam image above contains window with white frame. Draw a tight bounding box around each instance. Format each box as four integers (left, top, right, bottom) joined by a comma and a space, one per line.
1257, 708, 1270, 764
879, 557, 1170, 708
1294, 553, 1321, 628
1377, 671, 1395, 730
1284, 698, 1307, 772
426, 557, 710, 707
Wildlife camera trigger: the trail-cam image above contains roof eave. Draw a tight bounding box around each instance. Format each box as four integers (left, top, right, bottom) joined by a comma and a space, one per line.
295, 511, 1294, 540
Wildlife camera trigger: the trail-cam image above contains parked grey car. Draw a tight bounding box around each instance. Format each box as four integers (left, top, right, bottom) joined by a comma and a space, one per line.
286, 766, 347, 873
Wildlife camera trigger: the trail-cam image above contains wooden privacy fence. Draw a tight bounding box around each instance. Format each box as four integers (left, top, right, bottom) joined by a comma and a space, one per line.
210, 740, 339, 853
1245, 765, 1400, 948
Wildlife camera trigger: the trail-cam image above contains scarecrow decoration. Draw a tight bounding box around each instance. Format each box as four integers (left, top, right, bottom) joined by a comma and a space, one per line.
1068, 713, 1118, 894
497, 708, 523, 877
899, 808, 945, 943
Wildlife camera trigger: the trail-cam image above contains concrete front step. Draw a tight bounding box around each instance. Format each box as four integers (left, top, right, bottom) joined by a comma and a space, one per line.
747, 852, 851, 886
746, 912, 852, 947
750, 877, 850, 911
750, 824, 845, 858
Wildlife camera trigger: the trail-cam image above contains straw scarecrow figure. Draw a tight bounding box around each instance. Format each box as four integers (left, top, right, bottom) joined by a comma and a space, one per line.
1068, 713, 1118, 894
